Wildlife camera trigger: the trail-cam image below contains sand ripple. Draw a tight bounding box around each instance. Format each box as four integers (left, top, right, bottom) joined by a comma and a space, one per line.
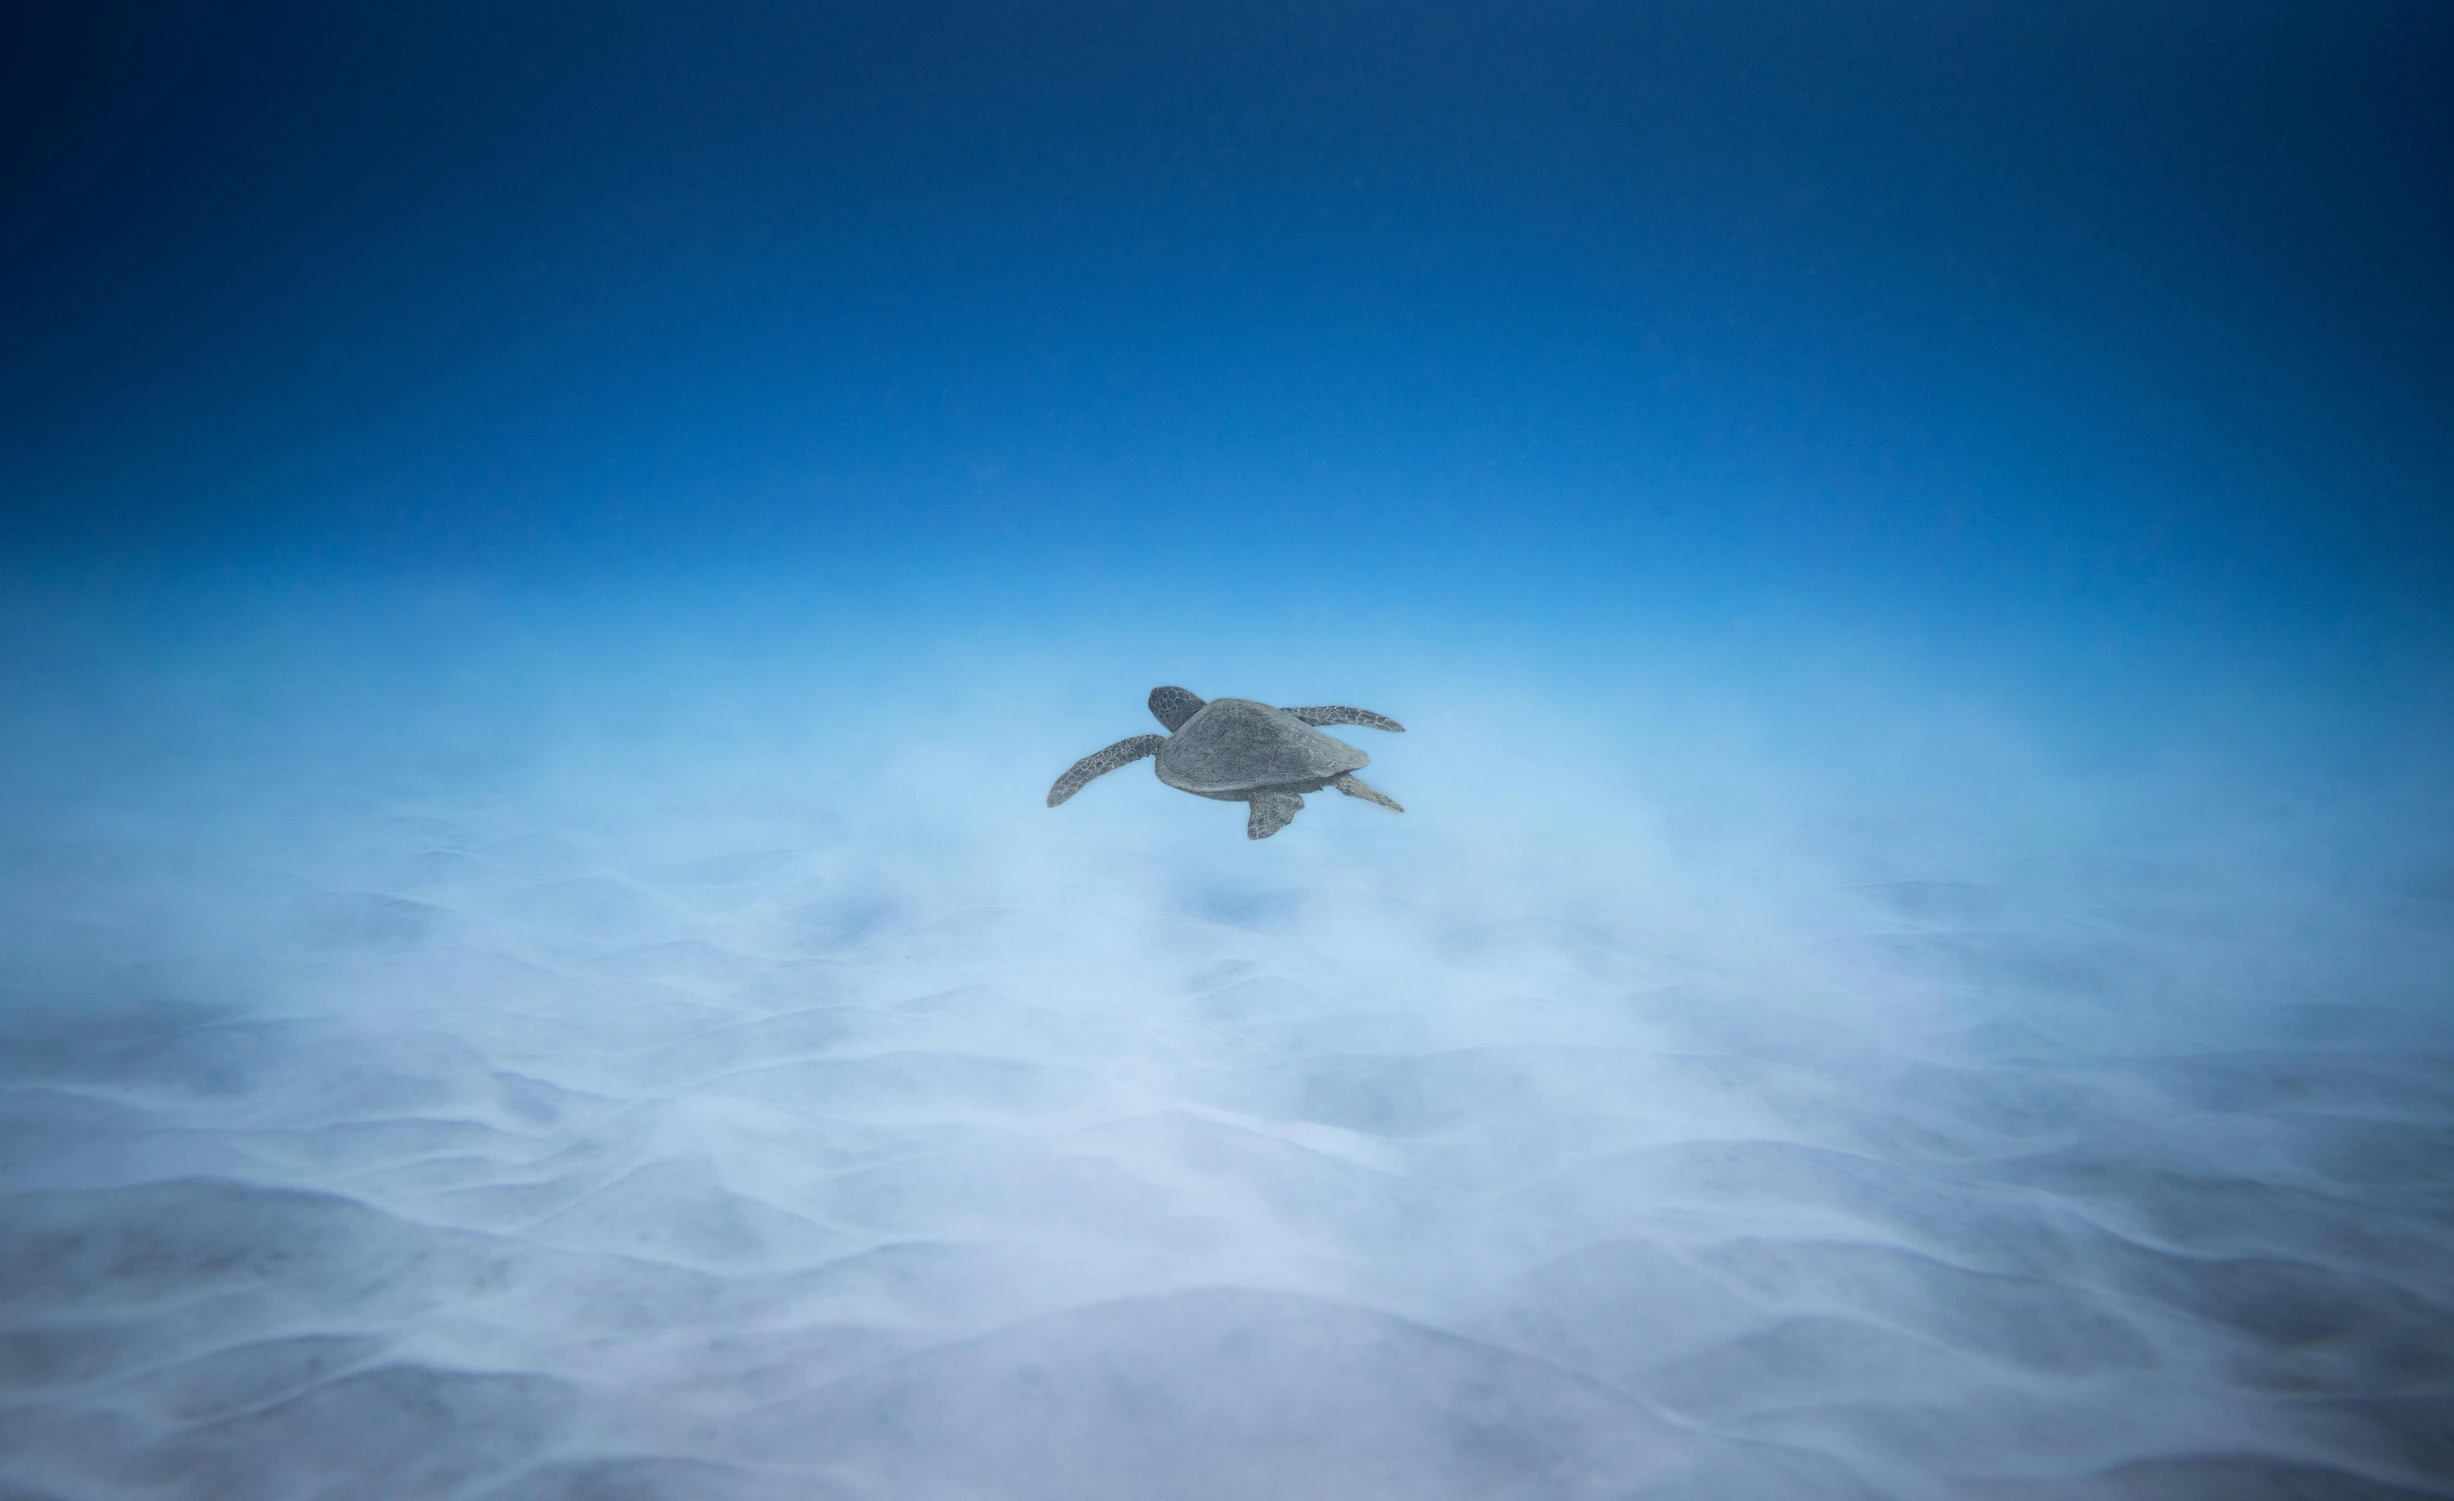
2, 819, 2448, 1500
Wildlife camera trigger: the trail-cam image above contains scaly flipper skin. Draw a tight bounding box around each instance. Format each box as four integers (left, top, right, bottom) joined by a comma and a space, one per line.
1149, 686, 1206, 732
1286, 705, 1405, 733
1047, 735, 1168, 806
1330, 772, 1403, 812
1246, 791, 1303, 839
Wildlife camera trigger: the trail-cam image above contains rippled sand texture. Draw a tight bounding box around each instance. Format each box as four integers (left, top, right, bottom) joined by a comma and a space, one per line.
3, 799, 2450, 1501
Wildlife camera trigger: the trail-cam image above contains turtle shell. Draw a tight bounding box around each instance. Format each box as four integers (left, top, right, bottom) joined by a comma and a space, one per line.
1154, 699, 1368, 794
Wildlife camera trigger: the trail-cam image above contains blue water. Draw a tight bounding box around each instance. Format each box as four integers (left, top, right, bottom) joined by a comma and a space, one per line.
4, 5, 2452, 1498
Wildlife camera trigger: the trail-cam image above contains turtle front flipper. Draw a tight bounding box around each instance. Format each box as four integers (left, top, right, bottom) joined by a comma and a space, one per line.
1048, 735, 1168, 807
1246, 791, 1303, 840
1331, 772, 1403, 812
1286, 705, 1404, 733
1149, 686, 1206, 732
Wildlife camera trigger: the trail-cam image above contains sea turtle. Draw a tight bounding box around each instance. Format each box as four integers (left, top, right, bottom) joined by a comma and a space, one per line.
1047, 686, 1406, 840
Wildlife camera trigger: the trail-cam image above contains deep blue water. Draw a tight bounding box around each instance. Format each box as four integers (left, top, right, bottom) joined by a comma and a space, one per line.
4, 5, 2452, 1498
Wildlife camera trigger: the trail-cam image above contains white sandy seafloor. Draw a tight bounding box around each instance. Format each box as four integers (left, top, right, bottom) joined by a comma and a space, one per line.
2, 647, 2450, 1501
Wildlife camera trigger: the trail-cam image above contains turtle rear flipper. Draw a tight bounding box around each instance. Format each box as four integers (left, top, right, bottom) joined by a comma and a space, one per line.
1247, 791, 1303, 840
1048, 735, 1168, 807
1287, 705, 1404, 733
1331, 772, 1403, 812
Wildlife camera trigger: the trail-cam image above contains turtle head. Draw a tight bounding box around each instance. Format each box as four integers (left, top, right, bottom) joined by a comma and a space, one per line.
1148, 686, 1206, 733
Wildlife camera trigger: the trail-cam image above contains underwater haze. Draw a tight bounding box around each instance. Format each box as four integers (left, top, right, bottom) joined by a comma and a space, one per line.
4, 4, 2453, 1498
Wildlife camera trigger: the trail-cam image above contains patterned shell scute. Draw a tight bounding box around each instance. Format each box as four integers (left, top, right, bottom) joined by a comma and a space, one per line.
1155, 699, 1369, 794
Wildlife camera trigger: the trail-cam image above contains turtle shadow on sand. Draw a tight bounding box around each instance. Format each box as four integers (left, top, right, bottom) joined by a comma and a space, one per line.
1048, 686, 1406, 840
